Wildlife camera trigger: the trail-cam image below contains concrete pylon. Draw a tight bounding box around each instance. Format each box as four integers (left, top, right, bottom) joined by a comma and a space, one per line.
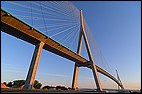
79, 10, 103, 91
24, 41, 45, 89
116, 70, 124, 89
72, 30, 83, 90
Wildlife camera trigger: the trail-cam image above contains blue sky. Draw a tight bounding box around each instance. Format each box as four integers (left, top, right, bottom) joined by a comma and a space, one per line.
1, 1, 141, 90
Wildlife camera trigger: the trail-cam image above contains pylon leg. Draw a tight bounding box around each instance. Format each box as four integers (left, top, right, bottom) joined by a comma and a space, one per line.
24, 41, 44, 89
91, 63, 102, 91
79, 10, 102, 91
72, 64, 79, 90
72, 28, 83, 90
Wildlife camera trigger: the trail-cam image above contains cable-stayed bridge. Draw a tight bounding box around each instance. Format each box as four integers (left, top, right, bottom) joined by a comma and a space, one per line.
1, 1, 124, 91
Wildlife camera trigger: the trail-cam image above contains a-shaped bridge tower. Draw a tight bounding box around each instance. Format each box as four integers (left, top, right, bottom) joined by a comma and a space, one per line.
72, 10, 102, 91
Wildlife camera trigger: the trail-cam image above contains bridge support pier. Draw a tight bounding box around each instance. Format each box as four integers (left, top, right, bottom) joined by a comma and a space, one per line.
72, 64, 79, 90
24, 41, 45, 90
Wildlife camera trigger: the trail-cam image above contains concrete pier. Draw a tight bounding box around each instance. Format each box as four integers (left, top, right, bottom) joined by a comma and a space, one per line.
24, 41, 45, 89
72, 64, 79, 90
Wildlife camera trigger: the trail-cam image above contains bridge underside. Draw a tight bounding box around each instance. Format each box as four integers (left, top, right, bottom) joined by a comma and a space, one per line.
1, 9, 124, 89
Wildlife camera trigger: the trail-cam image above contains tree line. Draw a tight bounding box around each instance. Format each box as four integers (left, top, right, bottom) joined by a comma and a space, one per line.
2, 80, 72, 90
2, 80, 42, 89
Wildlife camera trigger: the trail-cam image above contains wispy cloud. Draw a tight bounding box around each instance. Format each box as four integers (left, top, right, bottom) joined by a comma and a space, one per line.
1, 63, 28, 72
1, 69, 25, 74
37, 73, 70, 78
2, 63, 17, 66
2, 69, 95, 79
2, 66, 22, 70
2, 69, 70, 78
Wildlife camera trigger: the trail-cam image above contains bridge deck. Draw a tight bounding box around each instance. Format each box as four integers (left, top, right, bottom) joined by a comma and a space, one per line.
1, 9, 123, 89
1, 9, 88, 65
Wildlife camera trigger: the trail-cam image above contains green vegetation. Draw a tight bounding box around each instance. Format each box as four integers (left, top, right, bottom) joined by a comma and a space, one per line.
42, 85, 71, 90
2, 80, 73, 91
2, 79, 42, 89
33, 80, 42, 89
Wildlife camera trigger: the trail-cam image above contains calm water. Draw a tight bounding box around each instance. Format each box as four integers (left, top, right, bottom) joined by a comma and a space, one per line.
78, 88, 141, 93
